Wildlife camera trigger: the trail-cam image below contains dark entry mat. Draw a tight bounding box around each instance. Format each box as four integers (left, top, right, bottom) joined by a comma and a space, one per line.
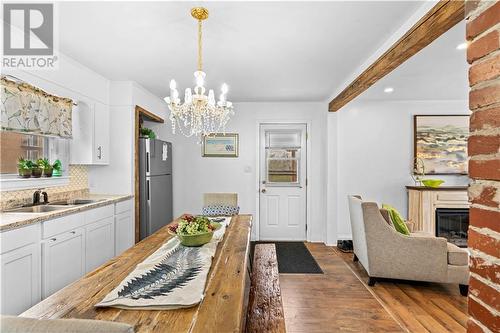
251, 241, 323, 274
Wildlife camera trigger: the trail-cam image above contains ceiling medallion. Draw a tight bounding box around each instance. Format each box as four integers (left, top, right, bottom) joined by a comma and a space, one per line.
164, 7, 233, 139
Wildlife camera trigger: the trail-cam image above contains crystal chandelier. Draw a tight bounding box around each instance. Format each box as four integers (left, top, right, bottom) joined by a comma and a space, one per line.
164, 7, 234, 138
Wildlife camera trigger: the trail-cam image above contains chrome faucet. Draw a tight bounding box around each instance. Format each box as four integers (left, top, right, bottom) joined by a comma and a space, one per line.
33, 189, 48, 205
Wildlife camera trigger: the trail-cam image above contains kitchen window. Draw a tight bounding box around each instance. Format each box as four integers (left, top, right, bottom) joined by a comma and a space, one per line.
0, 132, 70, 190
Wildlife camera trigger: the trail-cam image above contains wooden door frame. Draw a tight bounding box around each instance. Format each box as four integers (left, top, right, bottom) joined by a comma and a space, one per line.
328, 0, 464, 112
134, 105, 164, 243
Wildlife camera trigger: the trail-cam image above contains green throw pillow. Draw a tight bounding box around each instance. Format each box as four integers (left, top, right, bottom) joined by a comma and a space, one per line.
382, 204, 410, 235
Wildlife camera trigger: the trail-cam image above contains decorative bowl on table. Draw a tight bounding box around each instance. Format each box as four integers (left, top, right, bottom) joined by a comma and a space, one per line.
168, 214, 221, 247
421, 179, 445, 188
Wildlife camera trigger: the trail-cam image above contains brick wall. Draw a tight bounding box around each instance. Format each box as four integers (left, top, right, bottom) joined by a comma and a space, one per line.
466, 1, 500, 332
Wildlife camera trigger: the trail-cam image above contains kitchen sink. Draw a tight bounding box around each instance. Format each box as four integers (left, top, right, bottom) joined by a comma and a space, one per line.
5, 205, 68, 213
4, 199, 106, 214
50, 199, 104, 205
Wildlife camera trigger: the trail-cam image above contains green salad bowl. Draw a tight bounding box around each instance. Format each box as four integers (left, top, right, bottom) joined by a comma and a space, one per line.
169, 222, 221, 247
421, 179, 445, 188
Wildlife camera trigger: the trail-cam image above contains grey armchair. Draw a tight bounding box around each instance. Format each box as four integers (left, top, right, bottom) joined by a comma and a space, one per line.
348, 195, 469, 296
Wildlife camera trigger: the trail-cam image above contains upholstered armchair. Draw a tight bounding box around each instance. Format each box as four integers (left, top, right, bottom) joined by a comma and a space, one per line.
347, 195, 469, 295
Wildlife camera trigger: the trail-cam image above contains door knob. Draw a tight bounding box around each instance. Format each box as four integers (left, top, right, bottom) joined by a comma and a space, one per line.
261, 189, 266, 193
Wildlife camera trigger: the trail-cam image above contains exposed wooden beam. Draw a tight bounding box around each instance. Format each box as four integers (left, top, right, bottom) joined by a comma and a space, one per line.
134, 105, 164, 243
328, 0, 464, 112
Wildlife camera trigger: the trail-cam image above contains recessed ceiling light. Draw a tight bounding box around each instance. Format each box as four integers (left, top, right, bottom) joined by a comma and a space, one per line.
456, 42, 468, 50
384, 87, 394, 93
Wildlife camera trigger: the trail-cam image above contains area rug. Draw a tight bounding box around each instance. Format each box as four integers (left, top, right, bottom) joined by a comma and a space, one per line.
95, 217, 231, 310
251, 242, 323, 274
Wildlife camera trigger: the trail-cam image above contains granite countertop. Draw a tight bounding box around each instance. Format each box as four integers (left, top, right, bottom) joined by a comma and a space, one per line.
0, 194, 133, 232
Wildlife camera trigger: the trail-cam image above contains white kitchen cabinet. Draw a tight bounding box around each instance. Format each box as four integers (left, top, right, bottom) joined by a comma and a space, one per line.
70, 100, 110, 165
0, 224, 41, 315
93, 102, 110, 164
115, 210, 134, 256
0, 243, 41, 315
85, 216, 115, 273
42, 228, 85, 298
1, 199, 134, 310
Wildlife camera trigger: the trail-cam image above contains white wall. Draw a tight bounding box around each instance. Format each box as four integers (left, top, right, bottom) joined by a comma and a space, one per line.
152, 102, 328, 242
3, 54, 109, 109
326, 113, 338, 245
330, 99, 470, 240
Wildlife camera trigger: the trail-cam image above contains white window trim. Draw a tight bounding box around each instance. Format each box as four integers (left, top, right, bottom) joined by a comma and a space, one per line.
0, 175, 70, 191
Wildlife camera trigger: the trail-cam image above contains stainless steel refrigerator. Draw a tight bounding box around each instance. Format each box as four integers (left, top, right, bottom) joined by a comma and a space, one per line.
139, 138, 173, 240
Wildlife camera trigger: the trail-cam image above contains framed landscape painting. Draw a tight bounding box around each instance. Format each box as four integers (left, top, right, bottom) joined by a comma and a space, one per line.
202, 133, 239, 157
414, 115, 469, 175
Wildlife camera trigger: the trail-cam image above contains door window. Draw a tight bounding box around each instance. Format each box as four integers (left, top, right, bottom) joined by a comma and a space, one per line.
265, 131, 301, 185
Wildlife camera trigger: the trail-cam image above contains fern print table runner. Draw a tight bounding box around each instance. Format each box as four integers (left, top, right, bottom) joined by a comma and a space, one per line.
96, 217, 231, 310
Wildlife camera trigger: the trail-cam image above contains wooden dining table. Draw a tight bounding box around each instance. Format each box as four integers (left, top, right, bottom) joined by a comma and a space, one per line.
21, 214, 253, 333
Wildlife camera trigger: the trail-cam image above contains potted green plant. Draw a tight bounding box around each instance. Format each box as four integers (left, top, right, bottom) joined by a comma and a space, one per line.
38, 158, 53, 177
52, 159, 62, 177
17, 157, 32, 178
29, 160, 43, 178
140, 127, 156, 139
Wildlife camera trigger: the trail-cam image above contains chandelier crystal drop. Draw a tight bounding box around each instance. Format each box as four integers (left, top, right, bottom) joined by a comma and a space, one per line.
164, 7, 234, 139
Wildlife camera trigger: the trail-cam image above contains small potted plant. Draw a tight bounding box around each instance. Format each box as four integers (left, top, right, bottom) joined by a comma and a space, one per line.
38, 158, 53, 177
140, 127, 156, 139
17, 157, 32, 178
29, 160, 43, 178
52, 159, 62, 177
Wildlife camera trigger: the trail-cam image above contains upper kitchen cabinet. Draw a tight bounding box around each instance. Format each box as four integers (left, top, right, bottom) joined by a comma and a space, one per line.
70, 101, 110, 165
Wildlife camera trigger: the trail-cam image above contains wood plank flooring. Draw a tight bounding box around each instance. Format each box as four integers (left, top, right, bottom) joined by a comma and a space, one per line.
280, 243, 403, 332
334, 247, 468, 333
280, 243, 468, 333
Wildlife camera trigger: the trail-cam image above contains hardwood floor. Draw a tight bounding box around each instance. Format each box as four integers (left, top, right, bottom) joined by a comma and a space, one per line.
280, 243, 403, 332
334, 248, 468, 333
280, 243, 468, 333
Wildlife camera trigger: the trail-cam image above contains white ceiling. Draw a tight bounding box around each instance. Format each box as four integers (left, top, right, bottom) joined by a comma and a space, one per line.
359, 21, 468, 101
57, 1, 423, 102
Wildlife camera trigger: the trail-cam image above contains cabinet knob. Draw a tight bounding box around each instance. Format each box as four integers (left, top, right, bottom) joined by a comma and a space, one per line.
97, 146, 102, 159
50, 238, 57, 242
70, 231, 76, 234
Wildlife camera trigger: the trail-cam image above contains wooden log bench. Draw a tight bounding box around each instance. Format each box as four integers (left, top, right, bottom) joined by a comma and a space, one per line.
246, 244, 286, 333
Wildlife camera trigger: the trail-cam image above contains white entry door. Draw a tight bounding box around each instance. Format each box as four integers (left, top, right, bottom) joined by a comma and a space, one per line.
259, 123, 307, 240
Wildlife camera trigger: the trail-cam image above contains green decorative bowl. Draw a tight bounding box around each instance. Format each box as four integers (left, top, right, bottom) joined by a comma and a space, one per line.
422, 179, 445, 188
169, 222, 221, 247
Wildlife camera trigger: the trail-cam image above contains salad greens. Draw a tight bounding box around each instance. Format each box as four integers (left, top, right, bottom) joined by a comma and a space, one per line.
169, 214, 215, 235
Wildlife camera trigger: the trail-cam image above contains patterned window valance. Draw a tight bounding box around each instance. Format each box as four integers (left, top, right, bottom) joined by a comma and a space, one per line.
1, 77, 73, 138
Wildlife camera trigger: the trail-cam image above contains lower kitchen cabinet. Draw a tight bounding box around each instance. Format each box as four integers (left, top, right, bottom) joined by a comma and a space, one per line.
115, 210, 134, 255
42, 228, 85, 298
85, 216, 115, 273
0, 243, 41, 315
0, 198, 134, 315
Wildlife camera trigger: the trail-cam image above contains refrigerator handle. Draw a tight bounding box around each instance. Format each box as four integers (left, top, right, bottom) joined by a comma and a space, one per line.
146, 180, 150, 201
146, 152, 150, 173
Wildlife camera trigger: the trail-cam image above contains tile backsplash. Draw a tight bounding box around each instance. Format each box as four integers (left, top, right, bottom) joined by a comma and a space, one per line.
1, 165, 89, 210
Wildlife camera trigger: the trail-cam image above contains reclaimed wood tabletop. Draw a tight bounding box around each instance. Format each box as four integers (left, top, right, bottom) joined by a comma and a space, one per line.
21, 215, 253, 333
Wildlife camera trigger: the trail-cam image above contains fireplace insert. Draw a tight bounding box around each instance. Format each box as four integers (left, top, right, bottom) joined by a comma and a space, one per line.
435, 208, 469, 248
